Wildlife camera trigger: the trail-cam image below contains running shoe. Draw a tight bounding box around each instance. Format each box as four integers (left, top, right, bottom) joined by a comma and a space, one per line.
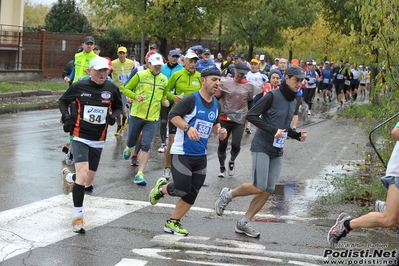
163, 168, 171, 180
123, 146, 132, 160
327, 212, 352, 247
375, 200, 386, 213
158, 144, 167, 153
308, 110, 311, 115
245, 125, 252, 134
61, 167, 74, 195
218, 167, 226, 178
131, 156, 139, 166
115, 125, 123, 136
235, 221, 260, 238
72, 217, 85, 233
215, 187, 232, 216
85, 185, 93, 192
164, 219, 188, 236
227, 162, 235, 177
134, 172, 147, 186
149, 177, 167, 205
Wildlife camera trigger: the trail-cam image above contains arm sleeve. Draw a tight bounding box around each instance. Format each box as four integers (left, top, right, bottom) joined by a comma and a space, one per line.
122, 73, 139, 99
245, 92, 276, 136
166, 73, 178, 101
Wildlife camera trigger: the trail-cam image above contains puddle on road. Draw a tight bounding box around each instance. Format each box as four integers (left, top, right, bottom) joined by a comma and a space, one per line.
263, 161, 359, 218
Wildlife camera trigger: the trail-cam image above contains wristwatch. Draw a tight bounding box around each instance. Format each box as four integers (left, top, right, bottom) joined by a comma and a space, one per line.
184, 124, 191, 132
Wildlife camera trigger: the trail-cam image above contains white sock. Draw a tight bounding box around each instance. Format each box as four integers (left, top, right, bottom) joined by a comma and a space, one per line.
66, 173, 74, 183
240, 217, 250, 224
74, 207, 83, 218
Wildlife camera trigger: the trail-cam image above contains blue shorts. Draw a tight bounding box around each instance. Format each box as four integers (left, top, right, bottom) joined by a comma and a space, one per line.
380, 176, 399, 190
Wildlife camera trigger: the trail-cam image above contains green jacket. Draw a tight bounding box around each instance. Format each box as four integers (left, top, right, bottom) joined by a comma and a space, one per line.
123, 68, 168, 121
166, 68, 201, 102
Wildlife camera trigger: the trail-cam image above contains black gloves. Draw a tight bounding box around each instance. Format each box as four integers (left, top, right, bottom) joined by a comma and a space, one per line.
107, 114, 117, 126
62, 115, 75, 133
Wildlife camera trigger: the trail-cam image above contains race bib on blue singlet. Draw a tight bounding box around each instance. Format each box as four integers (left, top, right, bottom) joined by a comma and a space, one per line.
193, 119, 213, 139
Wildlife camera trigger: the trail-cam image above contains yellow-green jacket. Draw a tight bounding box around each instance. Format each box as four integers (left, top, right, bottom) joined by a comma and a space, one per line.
123, 68, 168, 121
73, 51, 97, 83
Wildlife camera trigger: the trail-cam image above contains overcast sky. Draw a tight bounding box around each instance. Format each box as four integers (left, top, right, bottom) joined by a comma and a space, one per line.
28, 0, 56, 5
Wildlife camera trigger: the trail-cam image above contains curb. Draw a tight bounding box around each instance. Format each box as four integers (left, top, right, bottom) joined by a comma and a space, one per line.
0, 90, 65, 99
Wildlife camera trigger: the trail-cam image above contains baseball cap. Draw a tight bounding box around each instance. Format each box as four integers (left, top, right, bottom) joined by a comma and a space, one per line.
169, 49, 180, 57
117, 46, 127, 53
185, 51, 199, 59
129, 52, 136, 57
250, 59, 259, 64
77, 46, 83, 53
285, 66, 308, 80
149, 43, 157, 49
201, 66, 221, 77
90, 57, 110, 70
325, 61, 330, 64
148, 53, 164, 66
291, 59, 299, 66
307, 60, 313, 65
94, 45, 100, 50
203, 48, 211, 55
274, 58, 280, 61
233, 53, 240, 59
234, 61, 249, 74
145, 50, 157, 60
82, 36, 95, 44
260, 55, 265, 60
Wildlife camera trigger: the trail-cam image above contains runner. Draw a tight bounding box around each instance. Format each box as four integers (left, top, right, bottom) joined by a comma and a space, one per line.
148, 66, 227, 236
59, 56, 123, 233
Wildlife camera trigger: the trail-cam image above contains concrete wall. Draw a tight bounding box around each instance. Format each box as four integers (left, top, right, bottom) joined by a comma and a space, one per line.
0, 70, 42, 82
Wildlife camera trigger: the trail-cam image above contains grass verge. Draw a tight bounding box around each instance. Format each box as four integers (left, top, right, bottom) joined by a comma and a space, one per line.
0, 81, 67, 93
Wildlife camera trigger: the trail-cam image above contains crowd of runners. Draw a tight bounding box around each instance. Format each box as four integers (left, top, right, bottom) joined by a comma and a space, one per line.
57, 37, 398, 263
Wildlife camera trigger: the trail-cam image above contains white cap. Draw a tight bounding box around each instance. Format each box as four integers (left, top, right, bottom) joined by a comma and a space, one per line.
148, 53, 164, 66
90, 57, 110, 70
185, 52, 199, 59
260, 55, 265, 60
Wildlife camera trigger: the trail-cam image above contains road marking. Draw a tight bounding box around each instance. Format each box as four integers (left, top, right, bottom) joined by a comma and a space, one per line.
130, 234, 323, 266
0, 194, 319, 262
115, 258, 148, 266
0, 195, 147, 261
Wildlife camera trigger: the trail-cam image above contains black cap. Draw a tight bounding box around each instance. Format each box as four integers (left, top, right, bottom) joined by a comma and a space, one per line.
150, 43, 157, 49
129, 52, 136, 57
234, 61, 249, 74
233, 53, 240, 58
77, 46, 83, 53
285, 66, 308, 80
94, 45, 100, 50
203, 48, 211, 54
201, 66, 221, 77
82, 36, 95, 44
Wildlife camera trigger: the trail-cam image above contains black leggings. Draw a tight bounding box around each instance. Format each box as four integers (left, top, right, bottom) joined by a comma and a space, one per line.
167, 154, 207, 205
159, 105, 172, 144
303, 87, 316, 110
217, 120, 245, 166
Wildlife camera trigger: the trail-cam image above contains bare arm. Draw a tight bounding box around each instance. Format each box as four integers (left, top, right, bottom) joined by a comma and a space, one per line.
391, 127, 399, 140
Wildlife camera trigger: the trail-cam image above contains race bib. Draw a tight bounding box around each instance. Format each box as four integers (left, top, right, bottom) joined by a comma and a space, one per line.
344, 80, 351, 86
337, 74, 343, 79
308, 77, 316, 84
273, 132, 288, 148
118, 74, 129, 83
83, 105, 107, 124
193, 119, 213, 139
323, 78, 329, 83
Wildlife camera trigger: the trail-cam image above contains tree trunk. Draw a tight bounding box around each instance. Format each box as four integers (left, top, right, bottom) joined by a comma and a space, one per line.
159, 37, 168, 57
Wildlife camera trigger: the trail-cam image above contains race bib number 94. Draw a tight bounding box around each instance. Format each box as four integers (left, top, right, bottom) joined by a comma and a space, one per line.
83, 105, 107, 124
193, 119, 213, 139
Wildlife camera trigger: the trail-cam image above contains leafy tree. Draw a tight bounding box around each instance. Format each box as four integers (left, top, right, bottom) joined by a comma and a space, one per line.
82, 0, 235, 55
44, 0, 92, 33
24, 0, 50, 28
319, 0, 361, 35
221, 0, 319, 60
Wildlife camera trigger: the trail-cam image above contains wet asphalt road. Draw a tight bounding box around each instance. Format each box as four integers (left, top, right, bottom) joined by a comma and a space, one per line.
0, 100, 398, 266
